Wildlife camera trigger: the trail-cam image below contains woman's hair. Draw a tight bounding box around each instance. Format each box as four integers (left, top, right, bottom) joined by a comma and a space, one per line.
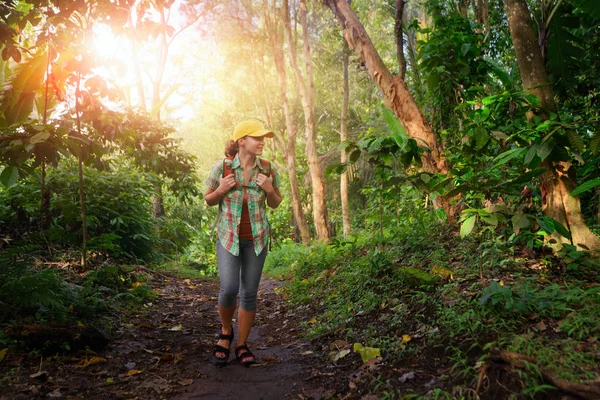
224, 139, 239, 157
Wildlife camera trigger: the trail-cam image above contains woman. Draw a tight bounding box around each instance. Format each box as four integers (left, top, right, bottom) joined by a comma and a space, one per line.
204, 120, 282, 366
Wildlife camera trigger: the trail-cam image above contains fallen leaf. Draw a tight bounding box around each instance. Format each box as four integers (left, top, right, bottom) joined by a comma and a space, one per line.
125, 369, 143, 376
402, 334, 412, 344
331, 349, 351, 362
179, 379, 193, 386
47, 388, 62, 398
535, 321, 547, 331
399, 371, 415, 383
106, 377, 114, 383
183, 279, 191, 285
353, 343, 381, 363
300, 350, 314, 356
132, 282, 142, 288
308, 317, 317, 324
78, 357, 108, 368
262, 355, 277, 363
188, 285, 196, 289
169, 324, 183, 331
0, 348, 7, 362
29, 371, 48, 379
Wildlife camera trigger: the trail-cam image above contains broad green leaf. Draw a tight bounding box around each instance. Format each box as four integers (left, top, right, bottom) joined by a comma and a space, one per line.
0, 166, 19, 187
474, 128, 490, 150
493, 148, 527, 167
573, 0, 600, 20
549, 218, 572, 240
480, 214, 498, 226
512, 214, 530, 231
536, 140, 554, 162
434, 208, 448, 222
570, 178, 600, 197
444, 184, 471, 198
382, 108, 407, 139
525, 144, 540, 165
429, 176, 454, 192
30, 130, 50, 144
460, 215, 477, 238
566, 130, 585, 153
590, 132, 600, 155
536, 216, 555, 234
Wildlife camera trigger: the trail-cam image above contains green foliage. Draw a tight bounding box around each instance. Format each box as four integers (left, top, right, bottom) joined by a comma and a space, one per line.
48, 162, 159, 261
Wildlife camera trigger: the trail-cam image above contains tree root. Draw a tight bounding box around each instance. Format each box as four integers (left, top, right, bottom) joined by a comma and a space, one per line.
491, 350, 600, 400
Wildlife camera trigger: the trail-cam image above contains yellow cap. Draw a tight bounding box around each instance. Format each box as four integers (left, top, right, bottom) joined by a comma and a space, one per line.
232, 120, 274, 142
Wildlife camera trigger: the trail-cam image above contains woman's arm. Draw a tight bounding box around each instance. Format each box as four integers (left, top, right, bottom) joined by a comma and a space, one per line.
256, 174, 282, 209
205, 175, 236, 206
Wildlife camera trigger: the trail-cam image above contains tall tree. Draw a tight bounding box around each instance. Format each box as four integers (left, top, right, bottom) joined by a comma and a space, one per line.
340, 33, 351, 236
322, 0, 454, 216
394, 0, 407, 80
283, 0, 330, 241
503, 0, 600, 251
265, 1, 311, 244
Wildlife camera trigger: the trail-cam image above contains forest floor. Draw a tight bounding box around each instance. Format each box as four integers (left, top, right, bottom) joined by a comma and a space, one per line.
0, 273, 382, 400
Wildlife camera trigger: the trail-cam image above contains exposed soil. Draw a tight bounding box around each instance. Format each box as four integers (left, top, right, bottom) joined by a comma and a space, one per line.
0, 275, 362, 400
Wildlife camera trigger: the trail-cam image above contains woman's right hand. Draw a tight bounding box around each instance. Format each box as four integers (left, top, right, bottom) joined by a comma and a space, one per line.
216, 174, 237, 196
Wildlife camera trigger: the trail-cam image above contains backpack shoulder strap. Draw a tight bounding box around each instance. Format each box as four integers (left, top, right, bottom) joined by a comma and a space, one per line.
259, 157, 271, 177
222, 155, 235, 178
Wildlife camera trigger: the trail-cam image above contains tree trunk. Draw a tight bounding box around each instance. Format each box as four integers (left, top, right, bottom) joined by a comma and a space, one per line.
504, 0, 600, 252
322, 0, 454, 217
394, 0, 407, 80
475, 0, 490, 35
75, 75, 87, 268
129, 7, 147, 111
340, 39, 351, 236
267, 4, 311, 244
152, 185, 165, 219
284, 0, 330, 241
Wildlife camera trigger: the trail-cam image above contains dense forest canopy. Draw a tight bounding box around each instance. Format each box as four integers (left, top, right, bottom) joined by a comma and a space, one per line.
0, 0, 599, 258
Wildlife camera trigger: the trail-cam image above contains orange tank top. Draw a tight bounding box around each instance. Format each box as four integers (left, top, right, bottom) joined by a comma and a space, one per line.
238, 188, 253, 240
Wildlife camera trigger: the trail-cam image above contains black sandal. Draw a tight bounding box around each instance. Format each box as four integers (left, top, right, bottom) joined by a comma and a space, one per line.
235, 344, 257, 366
212, 331, 234, 366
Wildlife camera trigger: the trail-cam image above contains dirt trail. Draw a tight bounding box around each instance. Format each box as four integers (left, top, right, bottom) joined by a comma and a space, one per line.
0, 276, 339, 400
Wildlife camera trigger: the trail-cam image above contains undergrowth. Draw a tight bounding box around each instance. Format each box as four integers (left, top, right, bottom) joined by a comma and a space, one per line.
264, 217, 600, 399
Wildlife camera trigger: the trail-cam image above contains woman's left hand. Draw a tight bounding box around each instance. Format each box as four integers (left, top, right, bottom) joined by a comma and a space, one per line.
255, 173, 274, 193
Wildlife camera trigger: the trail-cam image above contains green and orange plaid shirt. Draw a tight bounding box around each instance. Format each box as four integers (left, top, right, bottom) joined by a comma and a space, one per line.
206, 154, 280, 256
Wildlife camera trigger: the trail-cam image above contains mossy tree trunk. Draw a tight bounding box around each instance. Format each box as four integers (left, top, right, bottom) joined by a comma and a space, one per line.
503, 0, 600, 252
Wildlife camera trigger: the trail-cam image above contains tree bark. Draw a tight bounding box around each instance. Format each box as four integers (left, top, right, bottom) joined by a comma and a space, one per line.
322, 0, 454, 216
267, 3, 311, 244
340, 38, 351, 236
504, 0, 600, 252
284, 0, 330, 241
129, 6, 147, 111
394, 0, 407, 81
475, 0, 490, 35
75, 75, 87, 268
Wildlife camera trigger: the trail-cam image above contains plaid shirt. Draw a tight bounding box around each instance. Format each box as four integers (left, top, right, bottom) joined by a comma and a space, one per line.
206, 154, 280, 256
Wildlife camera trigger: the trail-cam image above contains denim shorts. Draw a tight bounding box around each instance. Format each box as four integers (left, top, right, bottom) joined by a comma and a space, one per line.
217, 239, 268, 311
